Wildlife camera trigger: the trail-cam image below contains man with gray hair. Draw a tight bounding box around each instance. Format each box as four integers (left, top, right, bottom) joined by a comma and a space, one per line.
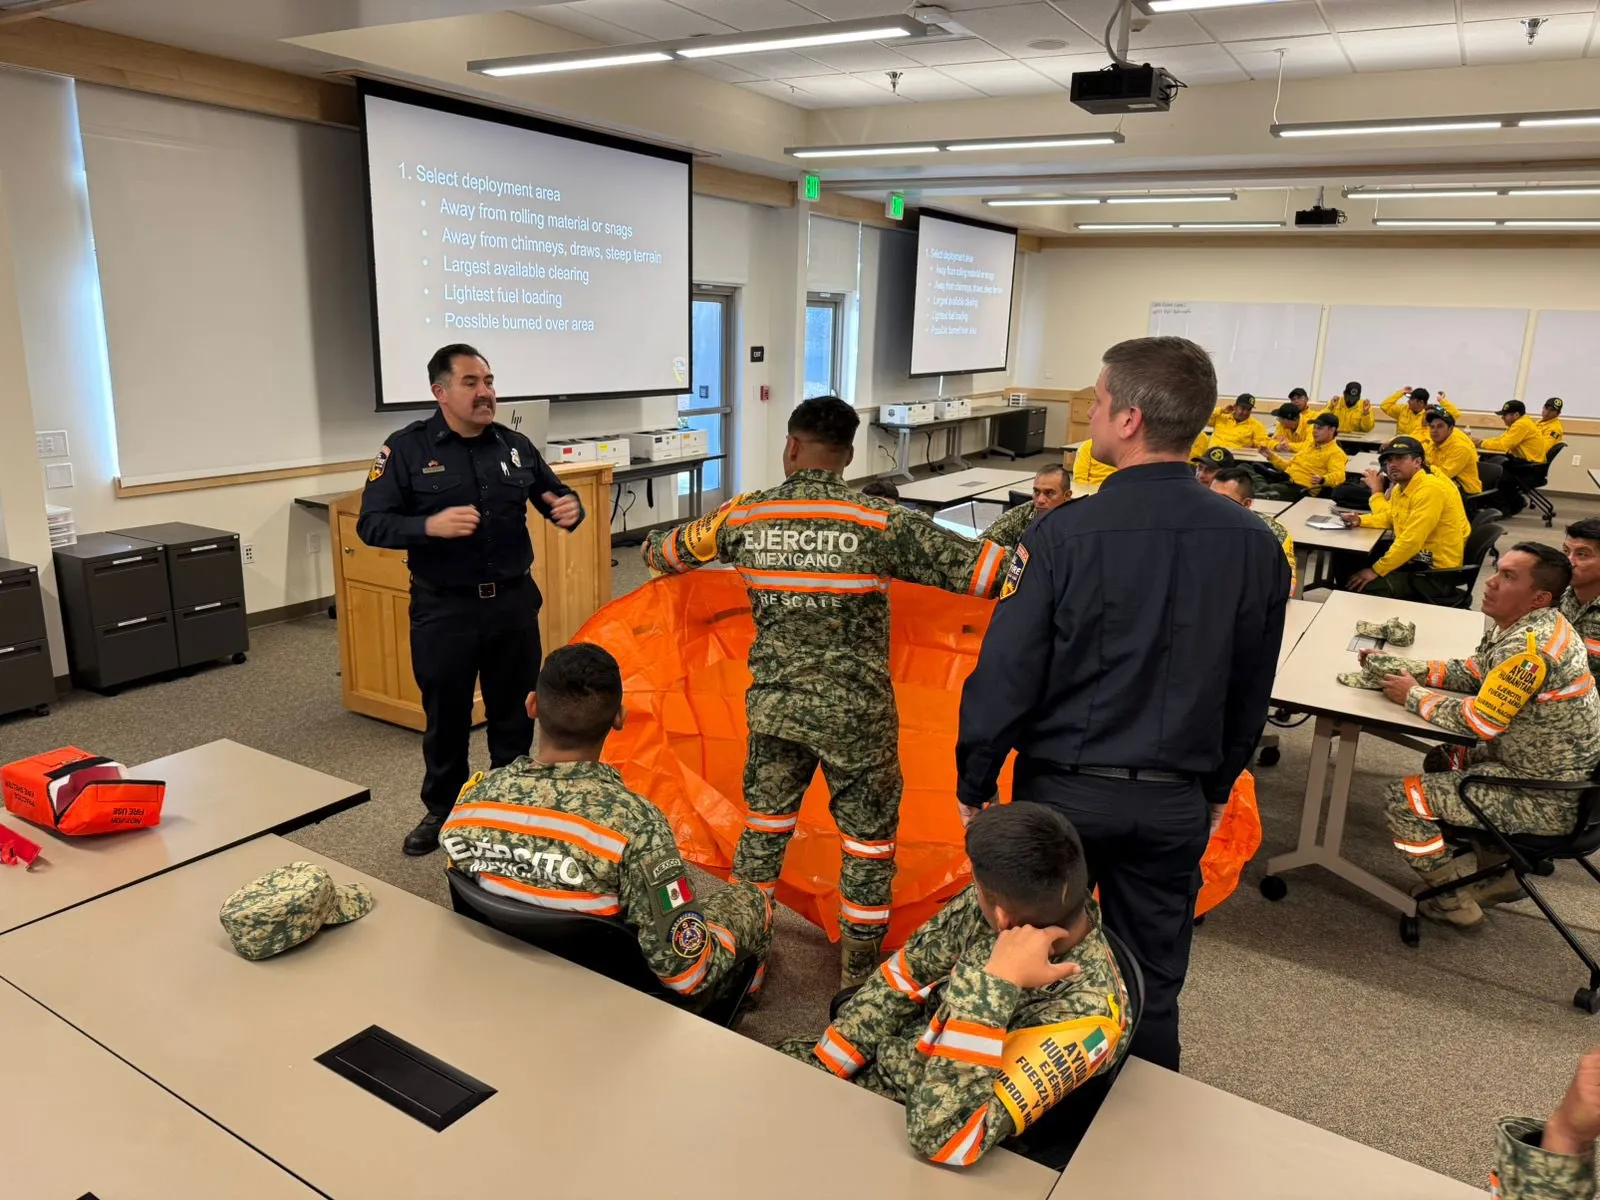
956, 336, 1289, 1071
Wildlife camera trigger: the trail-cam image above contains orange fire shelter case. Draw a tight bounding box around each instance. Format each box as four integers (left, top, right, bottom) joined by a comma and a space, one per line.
2, 746, 165, 836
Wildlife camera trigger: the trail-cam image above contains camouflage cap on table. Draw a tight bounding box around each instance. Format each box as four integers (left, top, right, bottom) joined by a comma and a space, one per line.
1355, 618, 1416, 647
219, 861, 374, 961
1337, 652, 1416, 690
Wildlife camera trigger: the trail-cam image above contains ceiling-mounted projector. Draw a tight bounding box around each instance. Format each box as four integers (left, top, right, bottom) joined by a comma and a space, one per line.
1070, 63, 1179, 115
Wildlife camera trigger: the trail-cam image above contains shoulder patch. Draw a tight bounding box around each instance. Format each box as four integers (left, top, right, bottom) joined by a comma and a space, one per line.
369, 445, 391, 483
668, 910, 709, 960
998, 545, 1029, 600
1474, 630, 1547, 729
454, 770, 485, 805
993, 1015, 1122, 1132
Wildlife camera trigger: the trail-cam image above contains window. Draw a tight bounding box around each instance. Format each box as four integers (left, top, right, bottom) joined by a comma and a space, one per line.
678, 290, 732, 494
804, 293, 843, 399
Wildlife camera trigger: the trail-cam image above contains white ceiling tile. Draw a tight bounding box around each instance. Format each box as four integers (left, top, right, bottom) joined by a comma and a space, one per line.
1320, 0, 1457, 33
1336, 25, 1464, 72
942, 0, 1039, 9
1463, 15, 1595, 63
668, 0, 825, 30
791, 43, 921, 71
775, 0, 905, 15
517, 5, 644, 42
1228, 34, 1351, 79
1189, 1, 1328, 41
559, 0, 732, 38
676, 58, 763, 82
848, 66, 988, 100
717, 48, 841, 77
895, 36, 1012, 65
950, 3, 1087, 56
1461, 0, 1596, 17
739, 78, 822, 105
931, 59, 1064, 95
1023, 50, 1117, 83
1149, 41, 1250, 84
779, 74, 910, 104
1052, 2, 1213, 49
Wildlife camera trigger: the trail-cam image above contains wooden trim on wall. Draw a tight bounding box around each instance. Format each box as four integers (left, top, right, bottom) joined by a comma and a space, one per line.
114, 459, 369, 498
0, 1, 90, 26
1038, 233, 1600, 251
692, 162, 792, 208
812, 190, 902, 231
1016, 234, 1042, 254
0, 18, 358, 126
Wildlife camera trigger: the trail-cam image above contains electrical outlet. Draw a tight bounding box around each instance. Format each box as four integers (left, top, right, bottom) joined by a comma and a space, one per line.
1573, 454, 1582, 467
242, 543, 255, 565
307, 531, 322, 555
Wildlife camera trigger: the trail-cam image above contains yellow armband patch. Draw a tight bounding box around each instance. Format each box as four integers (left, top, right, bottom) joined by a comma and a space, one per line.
682, 493, 750, 563
993, 1015, 1121, 1132
455, 771, 485, 804
1471, 631, 1546, 732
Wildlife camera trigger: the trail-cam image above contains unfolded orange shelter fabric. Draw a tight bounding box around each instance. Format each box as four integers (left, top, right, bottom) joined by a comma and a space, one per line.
576, 568, 1261, 949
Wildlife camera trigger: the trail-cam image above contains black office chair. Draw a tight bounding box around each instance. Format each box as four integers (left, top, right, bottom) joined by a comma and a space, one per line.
1512, 441, 1566, 527
1404, 521, 1503, 608
1008, 490, 1030, 508
445, 867, 758, 1027
1401, 767, 1600, 1013
1465, 462, 1504, 520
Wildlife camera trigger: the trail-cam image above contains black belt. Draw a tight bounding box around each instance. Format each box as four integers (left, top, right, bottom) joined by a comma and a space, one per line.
412, 573, 530, 599
1063, 765, 1196, 784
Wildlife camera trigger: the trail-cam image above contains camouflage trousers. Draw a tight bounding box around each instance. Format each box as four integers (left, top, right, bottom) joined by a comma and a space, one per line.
690, 880, 776, 1008
733, 731, 902, 941
1383, 755, 1580, 875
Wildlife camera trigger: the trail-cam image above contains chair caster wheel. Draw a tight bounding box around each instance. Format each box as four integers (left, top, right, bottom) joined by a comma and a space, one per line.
32, 704, 50, 717
1257, 747, 1281, 767
231, 652, 248, 665
1193, 915, 1206, 928
1400, 915, 1420, 947
1575, 988, 1600, 1015
1259, 876, 1288, 902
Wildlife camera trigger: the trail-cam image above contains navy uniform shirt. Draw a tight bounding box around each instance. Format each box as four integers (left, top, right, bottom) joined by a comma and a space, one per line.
956, 461, 1289, 809
356, 410, 583, 590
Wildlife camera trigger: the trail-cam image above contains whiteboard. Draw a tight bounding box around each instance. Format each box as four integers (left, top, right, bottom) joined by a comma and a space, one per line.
1147, 301, 1321, 399
1319, 305, 1529, 413
1523, 310, 1600, 418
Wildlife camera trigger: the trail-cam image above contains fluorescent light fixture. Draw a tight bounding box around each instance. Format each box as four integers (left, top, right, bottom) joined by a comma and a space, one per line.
1502, 219, 1600, 228
1517, 114, 1600, 128
676, 20, 917, 58
1344, 187, 1505, 200
1104, 192, 1236, 204
1077, 223, 1177, 231
1139, 0, 1293, 11
1372, 219, 1499, 228
984, 197, 1105, 207
787, 143, 941, 158
473, 50, 673, 77
1274, 119, 1505, 138
1506, 186, 1600, 196
944, 133, 1124, 152
1177, 222, 1286, 229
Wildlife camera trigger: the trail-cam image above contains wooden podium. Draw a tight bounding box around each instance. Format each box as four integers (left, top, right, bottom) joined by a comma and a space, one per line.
326, 462, 614, 731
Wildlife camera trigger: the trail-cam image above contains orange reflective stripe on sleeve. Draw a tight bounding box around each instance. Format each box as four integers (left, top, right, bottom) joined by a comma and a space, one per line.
916, 1013, 947, 1055
726, 500, 889, 530
931, 1104, 990, 1167
1545, 618, 1574, 660
814, 1026, 867, 1078
1460, 697, 1507, 739
968, 541, 1004, 597
707, 921, 737, 955
737, 568, 889, 595
1403, 775, 1435, 821
445, 802, 628, 862
841, 836, 896, 860
659, 943, 713, 995
880, 948, 936, 1002
840, 899, 892, 926
1465, 658, 1483, 680
660, 530, 686, 573
1417, 692, 1443, 722
926, 1020, 1006, 1068
1538, 676, 1595, 703
1426, 662, 1447, 687
476, 874, 621, 915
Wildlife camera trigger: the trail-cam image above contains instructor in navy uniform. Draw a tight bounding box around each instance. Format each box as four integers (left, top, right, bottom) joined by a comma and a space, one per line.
955, 336, 1287, 1071
359, 344, 584, 856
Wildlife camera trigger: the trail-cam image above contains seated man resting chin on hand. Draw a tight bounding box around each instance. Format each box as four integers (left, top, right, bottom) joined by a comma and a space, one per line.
777, 803, 1130, 1168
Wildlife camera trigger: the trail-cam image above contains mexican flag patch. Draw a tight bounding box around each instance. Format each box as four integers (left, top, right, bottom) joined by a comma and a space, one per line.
1084, 1026, 1109, 1067
656, 876, 694, 913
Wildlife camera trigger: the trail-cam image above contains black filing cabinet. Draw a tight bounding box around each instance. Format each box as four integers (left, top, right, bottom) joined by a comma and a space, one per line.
992, 406, 1047, 457
54, 534, 177, 690
111, 523, 248, 670
0, 556, 53, 717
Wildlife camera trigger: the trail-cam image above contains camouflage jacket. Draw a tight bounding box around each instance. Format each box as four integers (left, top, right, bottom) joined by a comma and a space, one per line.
984, 502, 1035, 550
643, 469, 1006, 747
1258, 511, 1297, 594
1558, 587, 1600, 681
1395, 607, 1600, 780
1492, 1117, 1595, 1199
777, 888, 1130, 1168
442, 759, 762, 999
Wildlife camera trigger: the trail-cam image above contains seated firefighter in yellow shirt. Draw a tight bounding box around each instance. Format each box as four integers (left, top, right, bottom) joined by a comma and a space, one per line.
1256, 412, 1348, 500
443, 643, 773, 1010
1337, 436, 1470, 604
1071, 442, 1115, 490
1422, 407, 1482, 497
1382, 386, 1460, 439
1325, 380, 1376, 435
1477, 399, 1552, 463
1207, 393, 1271, 452
1269, 402, 1311, 456
1538, 396, 1565, 446
1194, 445, 1235, 486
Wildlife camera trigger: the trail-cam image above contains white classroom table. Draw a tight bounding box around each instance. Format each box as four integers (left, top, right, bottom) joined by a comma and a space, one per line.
1347, 451, 1381, 476
1055, 1060, 1482, 1200
1278, 497, 1386, 592
877, 404, 1043, 481
0, 738, 369, 935
1279, 598, 1321, 667
1588, 467, 1600, 491
0, 981, 319, 1199
899, 467, 1036, 507
1267, 591, 1487, 913
0, 836, 1057, 1200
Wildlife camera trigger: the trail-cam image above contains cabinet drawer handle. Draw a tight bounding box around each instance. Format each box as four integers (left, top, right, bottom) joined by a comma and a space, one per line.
116, 617, 149, 628
186, 543, 220, 554
110, 556, 144, 566
192, 602, 223, 612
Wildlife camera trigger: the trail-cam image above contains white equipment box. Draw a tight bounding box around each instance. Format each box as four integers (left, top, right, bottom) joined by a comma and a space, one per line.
677, 428, 710, 457
934, 399, 971, 420
546, 440, 597, 465
582, 438, 631, 467
882, 403, 936, 426
628, 429, 685, 461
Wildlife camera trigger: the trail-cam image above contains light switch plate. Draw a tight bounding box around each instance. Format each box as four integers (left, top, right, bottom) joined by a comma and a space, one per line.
35, 430, 68, 459
44, 462, 74, 489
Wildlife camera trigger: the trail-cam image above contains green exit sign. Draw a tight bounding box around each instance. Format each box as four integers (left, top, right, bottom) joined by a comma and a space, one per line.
802, 173, 821, 202
886, 192, 905, 220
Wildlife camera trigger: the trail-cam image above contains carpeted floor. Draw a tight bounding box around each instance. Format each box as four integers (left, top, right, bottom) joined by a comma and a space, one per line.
3, 464, 1598, 1186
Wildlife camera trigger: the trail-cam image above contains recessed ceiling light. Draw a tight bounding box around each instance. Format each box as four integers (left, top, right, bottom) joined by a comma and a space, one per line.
475, 51, 674, 77
1344, 188, 1506, 199
1275, 120, 1506, 138
676, 23, 916, 58
787, 144, 942, 158
1372, 219, 1500, 228
1517, 115, 1600, 127
1027, 38, 1069, 51
1140, 0, 1295, 11
1177, 222, 1286, 229
1506, 186, 1600, 196
944, 133, 1124, 152
985, 197, 1105, 207
1105, 192, 1236, 204
1502, 219, 1600, 228
1077, 222, 1178, 230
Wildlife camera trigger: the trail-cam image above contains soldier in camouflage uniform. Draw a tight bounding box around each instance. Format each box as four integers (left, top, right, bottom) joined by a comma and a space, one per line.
1492, 1046, 1600, 1200
443, 643, 772, 1008
1362, 544, 1600, 926
984, 464, 1072, 550
1210, 467, 1297, 594
1561, 518, 1600, 679
778, 803, 1129, 1167
643, 396, 1006, 989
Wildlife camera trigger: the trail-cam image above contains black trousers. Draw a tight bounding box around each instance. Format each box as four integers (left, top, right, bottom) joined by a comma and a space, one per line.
1013, 767, 1209, 1072
409, 577, 543, 817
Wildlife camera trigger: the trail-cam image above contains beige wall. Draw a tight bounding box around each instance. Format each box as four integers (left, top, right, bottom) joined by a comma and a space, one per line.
1017, 245, 1600, 492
